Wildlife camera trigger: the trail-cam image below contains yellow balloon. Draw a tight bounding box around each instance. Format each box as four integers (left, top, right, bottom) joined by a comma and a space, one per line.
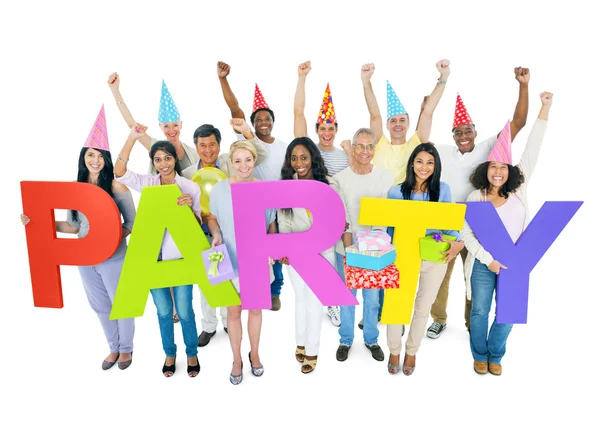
191, 167, 227, 214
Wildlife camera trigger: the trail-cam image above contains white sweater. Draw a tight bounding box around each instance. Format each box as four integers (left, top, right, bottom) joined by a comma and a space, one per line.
461, 118, 548, 300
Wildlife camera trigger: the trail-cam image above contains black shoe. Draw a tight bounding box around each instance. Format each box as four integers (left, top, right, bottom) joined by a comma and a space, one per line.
358, 319, 363, 330
197, 331, 216, 347
187, 356, 200, 378
224, 327, 228, 334
336, 345, 350, 362
365, 344, 385, 361
162, 356, 176, 377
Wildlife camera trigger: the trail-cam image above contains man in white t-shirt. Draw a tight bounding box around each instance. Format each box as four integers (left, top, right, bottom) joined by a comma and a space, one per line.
217, 61, 288, 312
426, 67, 531, 339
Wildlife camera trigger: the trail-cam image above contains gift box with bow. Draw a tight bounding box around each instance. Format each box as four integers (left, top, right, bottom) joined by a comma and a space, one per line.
355, 229, 393, 252
419, 233, 456, 263
201, 244, 235, 285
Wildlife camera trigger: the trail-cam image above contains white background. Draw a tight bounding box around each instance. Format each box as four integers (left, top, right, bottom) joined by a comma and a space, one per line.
1, 1, 598, 431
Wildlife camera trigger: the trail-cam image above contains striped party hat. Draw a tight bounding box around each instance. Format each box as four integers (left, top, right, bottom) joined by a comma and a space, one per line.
487, 120, 512, 165
386, 80, 407, 119
83, 105, 109, 151
158, 80, 181, 123
316, 83, 336, 124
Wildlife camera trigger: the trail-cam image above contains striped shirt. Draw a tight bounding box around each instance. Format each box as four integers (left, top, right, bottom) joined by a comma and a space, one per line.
319, 146, 349, 176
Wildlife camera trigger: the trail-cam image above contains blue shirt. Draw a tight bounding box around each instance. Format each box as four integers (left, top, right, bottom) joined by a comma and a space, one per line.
386, 181, 461, 241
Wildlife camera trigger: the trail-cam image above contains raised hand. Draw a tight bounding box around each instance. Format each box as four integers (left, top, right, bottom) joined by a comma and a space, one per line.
20, 214, 30, 225
361, 63, 375, 81
128, 123, 148, 140
540, 91, 553, 105
436, 59, 450, 79
487, 260, 508, 275
298, 61, 311, 76
230, 118, 250, 135
107, 72, 119, 90
217, 61, 231, 78
514, 67, 530, 85
340, 139, 352, 153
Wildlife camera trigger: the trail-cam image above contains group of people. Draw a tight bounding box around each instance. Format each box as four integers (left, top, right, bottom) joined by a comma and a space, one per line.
20, 59, 553, 382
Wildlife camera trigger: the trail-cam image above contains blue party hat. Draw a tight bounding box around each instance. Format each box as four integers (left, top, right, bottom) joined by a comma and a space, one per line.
158, 80, 181, 123
386, 80, 407, 119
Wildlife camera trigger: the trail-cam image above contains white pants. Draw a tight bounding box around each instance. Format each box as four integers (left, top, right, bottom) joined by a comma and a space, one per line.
199, 290, 228, 333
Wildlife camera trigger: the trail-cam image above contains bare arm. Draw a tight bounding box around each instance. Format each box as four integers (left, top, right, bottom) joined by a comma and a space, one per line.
107, 72, 152, 150
509, 67, 530, 140
208, 213, 222, 248
361, 63, 383, 142
267, 221, 277, 234
293, 61, 311, 138
417, 59, 451, 142
217, 61, 246, 123
115, 124, 147, 177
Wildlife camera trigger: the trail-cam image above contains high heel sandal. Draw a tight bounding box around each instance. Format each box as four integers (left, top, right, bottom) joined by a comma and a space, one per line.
248, 352, 264, 377
402, 355, 415, 376
230, 362, 243, 385
187, 356, 200, 378
295, 346, 306, 363
388, 355, 400, 375
162, 356, 176, 377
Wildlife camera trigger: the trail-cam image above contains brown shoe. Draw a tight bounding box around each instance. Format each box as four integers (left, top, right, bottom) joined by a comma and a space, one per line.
489, 363, 502, 375
271, 296, 281, 311
473, 361, 488, 374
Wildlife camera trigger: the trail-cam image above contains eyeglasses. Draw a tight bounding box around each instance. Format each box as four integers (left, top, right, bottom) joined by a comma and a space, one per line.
453, 129, 475, 138
352, 144, 375, 151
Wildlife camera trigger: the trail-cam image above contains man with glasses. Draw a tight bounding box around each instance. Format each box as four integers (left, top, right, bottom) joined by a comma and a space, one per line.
333, 128, 395, 362
426, 67, 530, 339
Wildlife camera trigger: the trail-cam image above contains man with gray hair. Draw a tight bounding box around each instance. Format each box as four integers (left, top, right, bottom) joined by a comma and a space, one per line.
332, 128, 395, 362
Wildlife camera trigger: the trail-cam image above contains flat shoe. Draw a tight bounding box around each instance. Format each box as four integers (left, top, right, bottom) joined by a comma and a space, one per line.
295, 347, 306, 363
118, 352, 133, 370
102, 353, 119, 371
230, 362, 243, 385
248, 352, 264, 377
301, 357, 317, 374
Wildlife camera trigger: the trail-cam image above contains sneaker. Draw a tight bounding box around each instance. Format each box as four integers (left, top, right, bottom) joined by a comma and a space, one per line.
327, 306, 341, 327
365, 344, 385, 361
271, 296, 281, 311
426, 322, 446, 339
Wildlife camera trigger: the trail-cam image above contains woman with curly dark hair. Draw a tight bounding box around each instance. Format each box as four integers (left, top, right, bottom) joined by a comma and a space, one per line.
461, 92, 553, 376
278, 137, 345, 373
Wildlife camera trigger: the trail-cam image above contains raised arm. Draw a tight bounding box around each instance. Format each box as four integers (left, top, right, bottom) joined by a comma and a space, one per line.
115, 123, 147, 177
518, 92, 552, 180
416, 59, 451, 142
293, 61, 311, 138
509, 67, 530, 140
361, 63, 384, 142
107, 72, 152, 150
217, 61, 246, 122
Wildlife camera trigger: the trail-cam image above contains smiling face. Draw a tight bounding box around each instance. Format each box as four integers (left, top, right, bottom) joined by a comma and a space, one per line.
290, 144, 313, 179
196, 134, 220, 166
161, 121, 182, 143
316, 123, 337, 148
413, 150, 435, 182
487, 161, 509, 189
152, 149, 177, 177
352, 133, 376, 166
452, 124, 477, 153
387, 114, 409, 141
253, 110, 273, 138
84, 148, 105, 175
231, 148, 255, 180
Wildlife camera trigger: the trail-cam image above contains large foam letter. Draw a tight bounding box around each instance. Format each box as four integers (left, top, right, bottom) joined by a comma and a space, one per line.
231, 180, 358, 310
463, 201, 583, 324
110, 184, 239, 320
359, 198, 466, 324
20, 181, 122, 308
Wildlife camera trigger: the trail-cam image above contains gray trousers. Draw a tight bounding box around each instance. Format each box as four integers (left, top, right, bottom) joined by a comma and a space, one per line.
78, 255, 135, 353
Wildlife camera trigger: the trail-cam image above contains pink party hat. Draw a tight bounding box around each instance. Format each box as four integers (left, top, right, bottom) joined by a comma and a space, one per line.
84, 105, 109, 151
487, 120, 512, 164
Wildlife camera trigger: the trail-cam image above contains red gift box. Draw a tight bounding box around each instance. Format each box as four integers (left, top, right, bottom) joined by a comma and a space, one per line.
344, 257, 399, 289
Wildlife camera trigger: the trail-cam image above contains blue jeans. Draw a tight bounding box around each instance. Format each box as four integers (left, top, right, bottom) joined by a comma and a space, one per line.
271, 217, 284, 296
150, 285, 198, 357
470, 259, 513, 364
336, 253, 380, 346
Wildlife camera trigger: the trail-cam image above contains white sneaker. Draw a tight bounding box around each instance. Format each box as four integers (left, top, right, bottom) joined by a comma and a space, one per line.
327, 306, 341, 327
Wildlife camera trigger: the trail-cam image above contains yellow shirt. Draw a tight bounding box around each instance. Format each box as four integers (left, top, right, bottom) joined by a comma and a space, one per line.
372, 132, 421, 184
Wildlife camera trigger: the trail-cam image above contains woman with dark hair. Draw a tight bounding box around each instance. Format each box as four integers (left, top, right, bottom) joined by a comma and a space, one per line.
385, 142, 464, 375
20, 109, 136, 371
115, 123, 202, 378
462, 92, 553, 376
278, 137, 344, 373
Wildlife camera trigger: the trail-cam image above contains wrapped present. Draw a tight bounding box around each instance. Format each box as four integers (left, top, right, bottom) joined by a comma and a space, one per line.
355, 229, 392, 252
419, 233, 457, 263
345, 244, 396, 271
201, 244, 235, 285
344, 258, 399, 289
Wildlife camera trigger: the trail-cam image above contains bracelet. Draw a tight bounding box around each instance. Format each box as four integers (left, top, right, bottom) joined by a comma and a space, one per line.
116, 100, 124, 104
117, 156, 129, 163
438, 78, 447, 85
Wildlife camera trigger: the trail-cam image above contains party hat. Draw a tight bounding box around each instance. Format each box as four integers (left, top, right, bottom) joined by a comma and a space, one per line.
386, 80, 407, 119
252, 83, 269, 112
453, 93, 473, 129
158, 80, 181, 123
84, 105, 109, 151
316, 83, 337, 124
487, 120, 513, 165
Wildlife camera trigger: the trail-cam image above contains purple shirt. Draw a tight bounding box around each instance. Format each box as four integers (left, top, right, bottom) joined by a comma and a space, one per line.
116, 169, 202, 260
